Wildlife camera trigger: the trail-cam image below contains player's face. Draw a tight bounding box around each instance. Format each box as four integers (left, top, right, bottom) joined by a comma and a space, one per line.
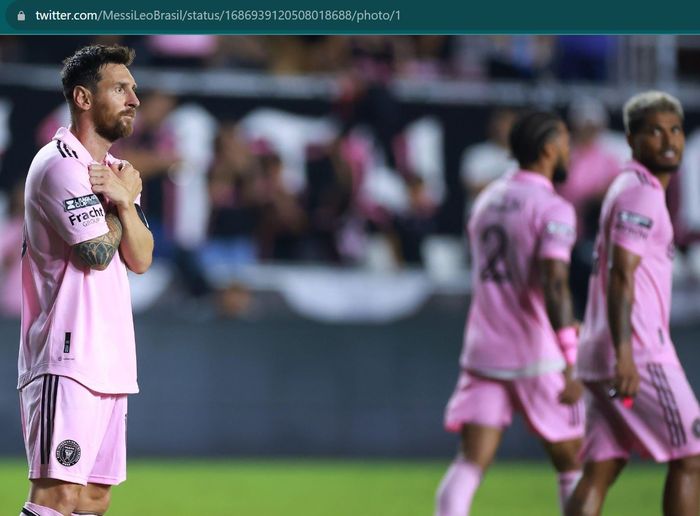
629, 110, 684, 173
91, 63, 139, 143
551, 122, 570, 184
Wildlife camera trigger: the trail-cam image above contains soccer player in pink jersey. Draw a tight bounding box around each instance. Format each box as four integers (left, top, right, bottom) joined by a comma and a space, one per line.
435, 111, 585, 516
17, 45, 153, 516
567, 92, 700, 516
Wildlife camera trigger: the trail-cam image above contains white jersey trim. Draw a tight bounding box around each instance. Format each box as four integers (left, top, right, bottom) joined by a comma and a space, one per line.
469, 358, 566, 380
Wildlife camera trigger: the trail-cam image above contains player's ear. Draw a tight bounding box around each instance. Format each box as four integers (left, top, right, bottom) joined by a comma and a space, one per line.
541, 138, 557, 162
72, 85, 92, 112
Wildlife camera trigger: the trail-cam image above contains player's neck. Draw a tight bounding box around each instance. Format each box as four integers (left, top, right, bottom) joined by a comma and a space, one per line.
635, 158, 674, 190
522, 163, 552, 183
69, 120, 111, 163
654, 172, 673, 190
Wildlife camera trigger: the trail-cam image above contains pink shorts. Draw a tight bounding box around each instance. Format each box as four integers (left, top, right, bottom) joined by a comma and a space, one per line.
19, 375, 128, 486
444, 369, 585, 442
582, 362, 700, 463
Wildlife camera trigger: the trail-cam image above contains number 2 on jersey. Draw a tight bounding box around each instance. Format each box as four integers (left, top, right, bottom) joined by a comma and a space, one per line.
479, 224, 511, 283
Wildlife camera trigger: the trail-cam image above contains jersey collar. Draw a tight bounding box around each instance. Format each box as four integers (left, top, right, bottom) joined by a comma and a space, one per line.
623, 160, 663, 189
52, 127, 115, 167
512, 169, 554, 191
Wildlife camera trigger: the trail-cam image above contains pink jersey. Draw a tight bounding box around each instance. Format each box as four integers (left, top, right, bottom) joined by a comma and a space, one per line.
19, 127, 139, 394
461, 170, 577, 377
578, 161, 679, 380
557, 141, 621, 237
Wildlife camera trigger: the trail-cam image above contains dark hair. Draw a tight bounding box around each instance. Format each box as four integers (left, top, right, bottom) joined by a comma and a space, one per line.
508, 110, 563, 168
623, 90, 684, 135
61, 45, 135, 107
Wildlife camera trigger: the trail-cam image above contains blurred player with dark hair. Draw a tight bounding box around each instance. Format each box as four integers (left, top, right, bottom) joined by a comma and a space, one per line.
18, 45, 153, 516
568, 92, 700, 516
435, 111, 584, 516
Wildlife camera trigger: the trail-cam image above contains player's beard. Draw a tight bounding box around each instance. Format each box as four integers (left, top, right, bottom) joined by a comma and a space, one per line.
93, 108, 134, 143
552, 157, 568, 184
646, 156, 682, 174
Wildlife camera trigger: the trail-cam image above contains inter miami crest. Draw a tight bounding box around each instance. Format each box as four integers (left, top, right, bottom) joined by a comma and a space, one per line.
692, 419, 700, 439
56, 439, 81, 466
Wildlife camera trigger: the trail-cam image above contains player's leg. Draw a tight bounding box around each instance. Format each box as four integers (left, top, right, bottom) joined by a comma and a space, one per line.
18, 376, 119, 516
541, 437, 583, 514
652, 362, 700, 516
72, 483, 111, 515
436, 372, 513, 516
435, 424, 503, 516
565, 458, 627, 516
565, 382, 630, 515
664, 454, 700, 516
73, 394, 129, 515
512, 372, 585, 514
18, 376, 84, 515
20, 479, 82, 515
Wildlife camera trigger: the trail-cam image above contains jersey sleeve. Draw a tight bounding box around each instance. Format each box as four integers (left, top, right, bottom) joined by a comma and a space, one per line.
39, 158, 109, 245
538, 197, 577, 262
609, 185, 659, 257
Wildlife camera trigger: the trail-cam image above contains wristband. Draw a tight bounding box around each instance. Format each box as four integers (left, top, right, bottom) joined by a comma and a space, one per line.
556, 326, 578, 366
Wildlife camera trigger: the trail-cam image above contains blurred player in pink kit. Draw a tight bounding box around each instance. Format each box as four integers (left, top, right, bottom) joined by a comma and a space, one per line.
18, 45, 153, 516
435, 111, 585, 516
567, 93, 700, 516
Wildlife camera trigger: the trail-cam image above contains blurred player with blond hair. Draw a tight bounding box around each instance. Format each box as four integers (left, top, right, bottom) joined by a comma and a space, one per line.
568, 92, 700, 516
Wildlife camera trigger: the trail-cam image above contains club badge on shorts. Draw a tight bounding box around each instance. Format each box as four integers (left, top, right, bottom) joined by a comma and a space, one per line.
692, 418, 700, 439
56, 439, 81, 466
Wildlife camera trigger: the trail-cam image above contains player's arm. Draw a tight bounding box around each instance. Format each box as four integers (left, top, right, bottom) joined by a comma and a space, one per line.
607, 244, 641, 398
540, 258, 582, 404
89, 161, 154, 274
538, 200, 581, 404
541, 258, 575, 331
73, 212, 123, 271
41, 159, 123, 272
115, 199, 154, 274
606, 187, 656, 400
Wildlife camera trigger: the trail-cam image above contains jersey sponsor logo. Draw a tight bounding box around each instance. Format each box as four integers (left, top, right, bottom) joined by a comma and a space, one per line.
63, 194, 101, 212
618, 210, 653, 229
68, 206, 104, 227
56, 439, 81, 466
613, 222, 649, 240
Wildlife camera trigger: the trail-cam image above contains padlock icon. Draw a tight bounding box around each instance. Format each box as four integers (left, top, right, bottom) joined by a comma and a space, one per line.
17, 11, 25, 21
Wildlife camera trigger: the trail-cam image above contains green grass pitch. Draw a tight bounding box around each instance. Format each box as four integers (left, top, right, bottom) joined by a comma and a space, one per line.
0, 458, 665, 515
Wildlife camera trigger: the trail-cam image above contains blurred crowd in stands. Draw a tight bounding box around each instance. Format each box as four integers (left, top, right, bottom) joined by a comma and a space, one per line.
0, 35, 615, 81
1, 36, 700, 319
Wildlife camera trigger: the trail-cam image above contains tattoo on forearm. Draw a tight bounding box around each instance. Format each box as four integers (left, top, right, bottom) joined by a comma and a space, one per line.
544, 276, 574, 329
542, 261, 574, 330
75, 212, 123, 268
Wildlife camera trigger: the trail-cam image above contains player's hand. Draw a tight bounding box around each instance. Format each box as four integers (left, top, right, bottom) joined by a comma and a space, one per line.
558, 367, 584, 405
89, 161, 141, 209
614, 344, 640, 398
113, 161, 142, 203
